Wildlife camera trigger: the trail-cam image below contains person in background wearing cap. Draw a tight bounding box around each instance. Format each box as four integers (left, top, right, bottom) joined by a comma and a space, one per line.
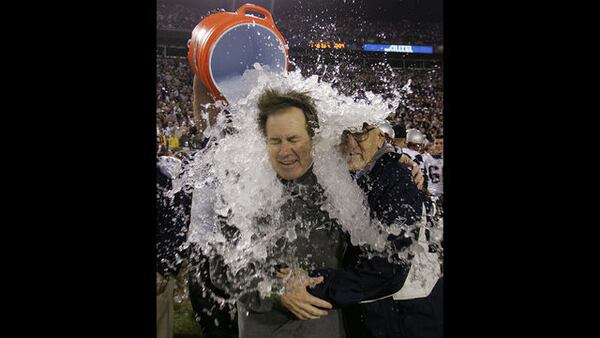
156, 150, 192, 338
422, 134, 444, 226
299, 122, 441, 338
423, 135, 443, 200
399, 129, 443, 256
156, 74, 238, 338
398, 128, 430, 190
393, 133, 443, 338
379, 121, 425, 191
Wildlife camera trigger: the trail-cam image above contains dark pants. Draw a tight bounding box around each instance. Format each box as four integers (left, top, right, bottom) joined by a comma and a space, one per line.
188, 251, 238, 338
344, 277, 443, 338
238, 302, 345, 338
394, 277, 443, 338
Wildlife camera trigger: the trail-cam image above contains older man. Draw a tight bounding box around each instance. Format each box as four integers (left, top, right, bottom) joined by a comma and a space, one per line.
306, 123, 442, 338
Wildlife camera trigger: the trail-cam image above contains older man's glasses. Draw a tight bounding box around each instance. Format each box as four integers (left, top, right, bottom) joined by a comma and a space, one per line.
343, 124, 378, 142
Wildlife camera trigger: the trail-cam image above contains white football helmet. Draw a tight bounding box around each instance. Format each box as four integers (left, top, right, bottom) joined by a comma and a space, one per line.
378, 121, 395, 139
406, 128, 427, 144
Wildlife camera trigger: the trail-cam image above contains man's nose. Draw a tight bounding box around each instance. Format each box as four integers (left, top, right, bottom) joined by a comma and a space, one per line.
278, 141, 293, 157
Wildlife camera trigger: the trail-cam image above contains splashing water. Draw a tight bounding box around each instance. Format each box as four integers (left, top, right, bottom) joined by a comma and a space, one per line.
175, 65, 441, 307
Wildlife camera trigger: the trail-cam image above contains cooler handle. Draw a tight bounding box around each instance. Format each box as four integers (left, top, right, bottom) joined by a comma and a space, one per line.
236, 3, 275, 26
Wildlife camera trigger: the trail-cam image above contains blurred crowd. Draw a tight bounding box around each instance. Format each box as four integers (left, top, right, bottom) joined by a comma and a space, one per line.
156, 57, 198, 156
157, 2, 442, 47
157, 56, 443, 154
277, 14, 442, 47
156, 2, 205, 31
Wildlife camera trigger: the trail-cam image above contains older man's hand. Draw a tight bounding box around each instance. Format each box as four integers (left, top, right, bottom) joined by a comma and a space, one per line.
399, 154, 425, 191
277, 268, 332, 320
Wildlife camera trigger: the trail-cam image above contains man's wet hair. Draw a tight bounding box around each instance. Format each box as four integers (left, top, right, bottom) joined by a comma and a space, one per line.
257, 89, 319, 137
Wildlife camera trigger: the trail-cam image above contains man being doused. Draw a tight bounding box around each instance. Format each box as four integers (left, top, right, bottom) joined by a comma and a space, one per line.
209, 89, 347, 338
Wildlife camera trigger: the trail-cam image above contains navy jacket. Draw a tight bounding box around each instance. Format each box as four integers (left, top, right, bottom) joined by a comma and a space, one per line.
308, 150, 424, 307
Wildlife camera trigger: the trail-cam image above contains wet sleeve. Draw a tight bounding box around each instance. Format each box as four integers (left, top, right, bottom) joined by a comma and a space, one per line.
207, 218, 248, 296
207, 219, 280, 300
209, 245, 286, 314
307, 253, 409, 308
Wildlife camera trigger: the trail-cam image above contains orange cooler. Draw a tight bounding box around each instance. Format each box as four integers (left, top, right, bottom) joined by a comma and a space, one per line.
187, 3, 289, 101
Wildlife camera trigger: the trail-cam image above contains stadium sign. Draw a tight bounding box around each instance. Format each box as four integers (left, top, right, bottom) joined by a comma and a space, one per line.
309, 41, 346, 49
362, 44, 433, 54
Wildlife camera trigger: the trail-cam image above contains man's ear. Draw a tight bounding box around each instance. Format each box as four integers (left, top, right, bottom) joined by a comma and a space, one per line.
377, 132, 385, 148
